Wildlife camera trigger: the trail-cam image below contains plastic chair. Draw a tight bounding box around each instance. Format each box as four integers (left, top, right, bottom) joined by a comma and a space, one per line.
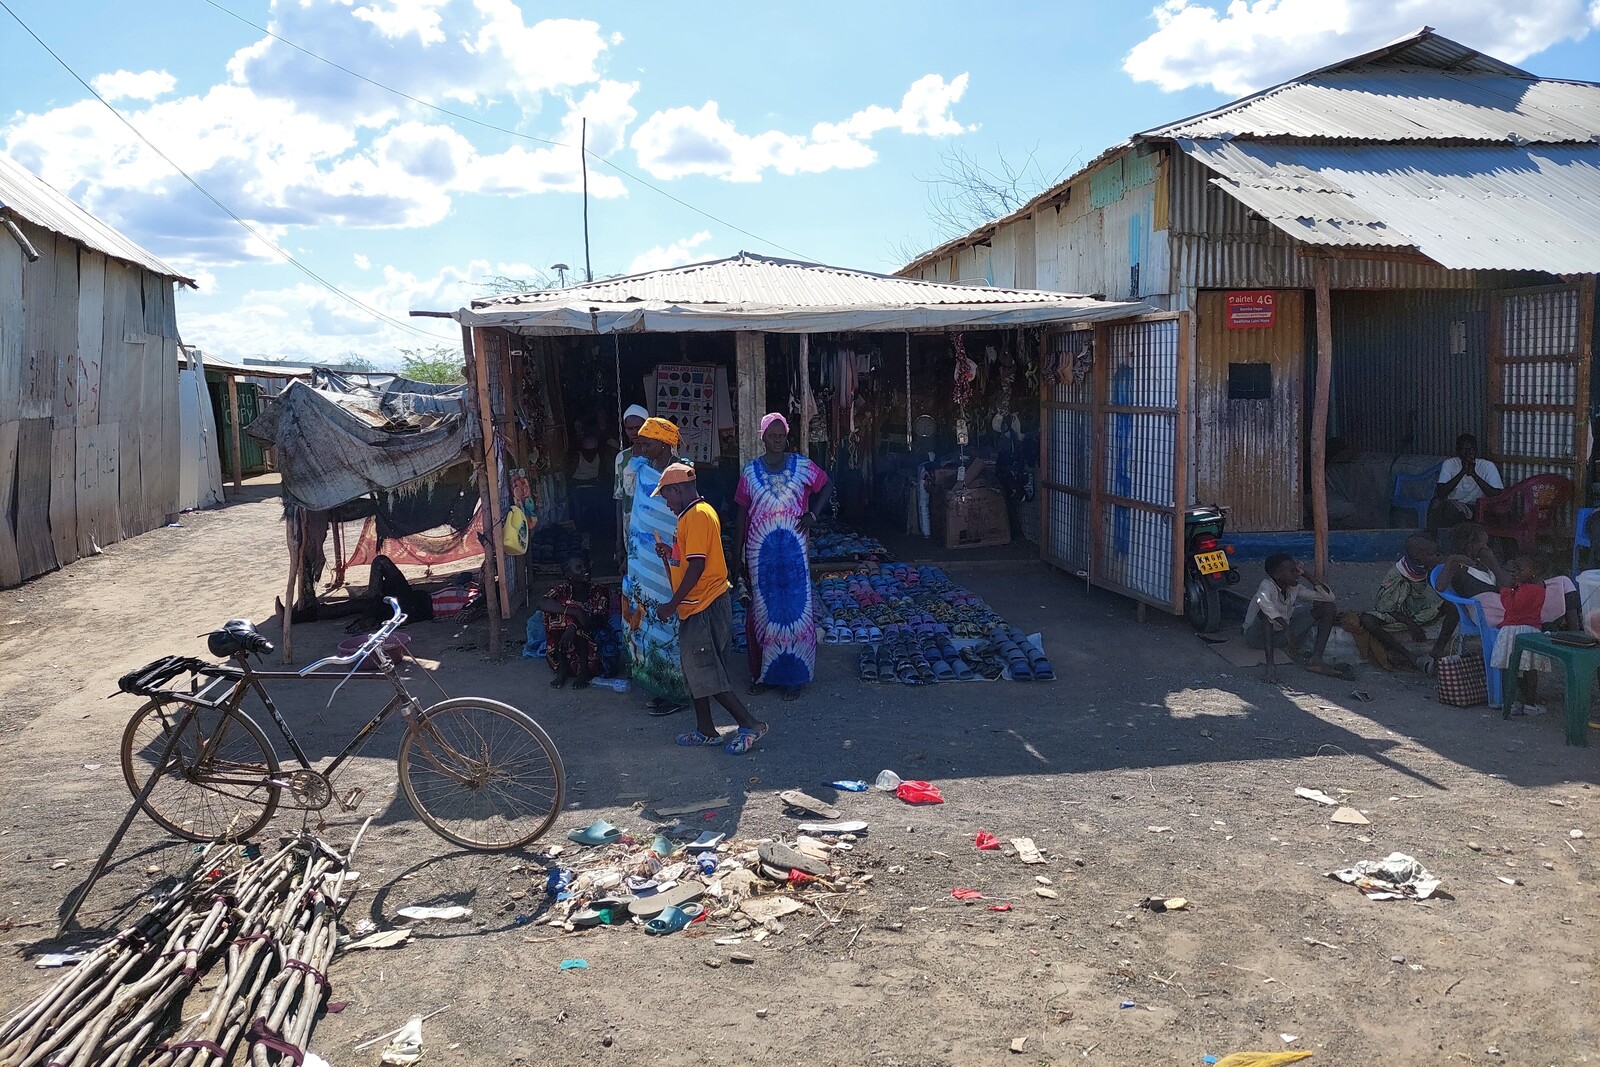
1430, 563, 1504, 708
1572, 506, 1599, 577
1391, 462, 1443, 529
1475, 473, 1573, 553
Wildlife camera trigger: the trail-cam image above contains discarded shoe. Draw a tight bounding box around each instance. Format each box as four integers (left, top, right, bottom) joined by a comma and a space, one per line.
567, 819, 623, 847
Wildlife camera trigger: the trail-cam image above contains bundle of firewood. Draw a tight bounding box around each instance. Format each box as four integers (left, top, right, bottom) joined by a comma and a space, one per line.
1, 826, 364, 1067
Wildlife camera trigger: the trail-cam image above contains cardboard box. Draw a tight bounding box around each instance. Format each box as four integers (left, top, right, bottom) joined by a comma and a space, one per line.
936, 487, 1011, 549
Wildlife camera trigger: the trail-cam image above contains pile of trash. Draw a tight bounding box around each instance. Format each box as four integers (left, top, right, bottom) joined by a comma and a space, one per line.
522, 805, 873, 940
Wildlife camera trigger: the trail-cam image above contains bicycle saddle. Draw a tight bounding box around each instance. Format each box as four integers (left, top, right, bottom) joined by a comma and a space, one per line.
207, 618, 274, 658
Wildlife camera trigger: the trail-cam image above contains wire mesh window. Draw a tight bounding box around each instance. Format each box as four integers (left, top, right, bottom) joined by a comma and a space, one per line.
1048, 330, 1096, 408
1503, 290, 1579, 359
1227, 361, 1272, 400
1097, 505, 1173, 603
1048, 408, 1092, 492
1047, 490, 1091, 574
1103, 322, 1178, 409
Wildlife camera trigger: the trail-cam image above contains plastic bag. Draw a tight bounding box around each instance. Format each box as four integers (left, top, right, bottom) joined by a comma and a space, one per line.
974, 830, 1000, 850
896, 780, 944, 805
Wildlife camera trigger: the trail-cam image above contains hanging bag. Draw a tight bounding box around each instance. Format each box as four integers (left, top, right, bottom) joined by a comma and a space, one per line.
1435, 648, 1488, 707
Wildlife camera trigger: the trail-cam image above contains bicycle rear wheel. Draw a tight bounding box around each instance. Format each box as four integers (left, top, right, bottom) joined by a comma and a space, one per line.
398, 698, 564, 851
120, 699, 281, 842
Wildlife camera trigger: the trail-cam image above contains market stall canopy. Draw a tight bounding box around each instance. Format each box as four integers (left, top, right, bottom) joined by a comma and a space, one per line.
454, 252, 1152, 334
245, 373, 470, 512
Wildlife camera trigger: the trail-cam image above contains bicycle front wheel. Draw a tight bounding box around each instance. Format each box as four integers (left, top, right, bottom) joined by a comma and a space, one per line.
398, 698, 565, 851
120, 699, 281, 842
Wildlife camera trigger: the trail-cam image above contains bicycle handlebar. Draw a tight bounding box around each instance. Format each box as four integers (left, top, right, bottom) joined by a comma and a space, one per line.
297, 597, 409, 677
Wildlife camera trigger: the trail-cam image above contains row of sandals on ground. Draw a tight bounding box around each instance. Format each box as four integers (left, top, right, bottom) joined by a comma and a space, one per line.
536, 410, 835, 755
1249, 434, 1583, 715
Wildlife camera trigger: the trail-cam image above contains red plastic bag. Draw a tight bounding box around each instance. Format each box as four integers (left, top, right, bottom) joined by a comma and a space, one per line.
986, 903, 1013, 912
951, 887, 985, 901
896, 780, 944, 805
974, 830, 1000, 850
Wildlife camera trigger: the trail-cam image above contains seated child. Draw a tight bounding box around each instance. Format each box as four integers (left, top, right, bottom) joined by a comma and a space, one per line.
1490, 555, 1553, 716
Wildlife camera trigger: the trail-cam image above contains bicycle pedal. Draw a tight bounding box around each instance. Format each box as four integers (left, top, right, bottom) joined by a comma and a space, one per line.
339, 786, 366, 812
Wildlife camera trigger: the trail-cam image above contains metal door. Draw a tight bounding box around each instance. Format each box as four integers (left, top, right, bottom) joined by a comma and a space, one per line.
1488, 281, 1595, 499
1041, 313, 1191, 613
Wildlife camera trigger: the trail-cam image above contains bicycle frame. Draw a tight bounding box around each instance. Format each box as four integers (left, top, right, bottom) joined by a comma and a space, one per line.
150, 598, 431, 781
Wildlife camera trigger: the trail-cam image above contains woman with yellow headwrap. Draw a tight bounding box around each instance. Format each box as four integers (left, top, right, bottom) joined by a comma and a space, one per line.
621, 417, 690, 711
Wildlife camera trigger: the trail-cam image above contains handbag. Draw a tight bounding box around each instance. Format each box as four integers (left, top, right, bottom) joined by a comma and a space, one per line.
1435, 650, 1488, 707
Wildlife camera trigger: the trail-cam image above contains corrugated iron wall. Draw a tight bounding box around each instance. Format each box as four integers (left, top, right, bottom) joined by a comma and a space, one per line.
1329, 290, 1489, 456
1194, 289, 1306, 531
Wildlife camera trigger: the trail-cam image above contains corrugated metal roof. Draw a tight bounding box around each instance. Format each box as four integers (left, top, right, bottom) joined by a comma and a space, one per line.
461, 252, 1149, 333
1145, 70, 1600, 143
1179, 139, 1600, 274
0, 152, 194, 284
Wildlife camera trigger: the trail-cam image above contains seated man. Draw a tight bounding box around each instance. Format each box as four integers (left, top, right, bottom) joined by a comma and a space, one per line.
1429, 433, 1503, 535
1434, 522, 1579, 629
1244, 553, 1349, 680
538, 554, 614, 689
1358, 536, 1459, 670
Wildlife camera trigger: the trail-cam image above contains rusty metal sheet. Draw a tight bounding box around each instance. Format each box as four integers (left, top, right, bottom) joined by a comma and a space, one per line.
0, 235, 22, 425
49, 424, 76, 567
74, 249, 105, 426
1194, 289, 1305, 531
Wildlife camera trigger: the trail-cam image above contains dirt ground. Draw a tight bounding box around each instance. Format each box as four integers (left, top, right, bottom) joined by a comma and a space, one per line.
1, 476, 1597, 1066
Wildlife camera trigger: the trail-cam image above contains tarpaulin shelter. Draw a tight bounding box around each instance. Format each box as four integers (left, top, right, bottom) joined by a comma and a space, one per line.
245, 369, 476, 660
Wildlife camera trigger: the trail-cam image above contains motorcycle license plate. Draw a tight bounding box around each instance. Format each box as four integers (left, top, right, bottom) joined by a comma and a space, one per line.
1194, 550, 1229, 575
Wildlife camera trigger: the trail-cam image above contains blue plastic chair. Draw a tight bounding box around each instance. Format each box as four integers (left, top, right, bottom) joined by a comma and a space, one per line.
1392, 463, 1443, 529
1572, 506, 1598, 577
1430, 563, 1504, 708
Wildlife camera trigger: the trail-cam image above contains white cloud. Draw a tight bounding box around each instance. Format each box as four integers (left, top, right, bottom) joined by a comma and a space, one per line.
1124, 0, 1600, 94
179, 258, 528, 365
626, 231, 713, 274
631, 73, 971, 182
354, 253, 371, 269
91, 69, 177, 102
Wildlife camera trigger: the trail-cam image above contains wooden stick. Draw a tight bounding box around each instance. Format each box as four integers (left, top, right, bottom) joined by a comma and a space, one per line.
1311, 256, 1334, 580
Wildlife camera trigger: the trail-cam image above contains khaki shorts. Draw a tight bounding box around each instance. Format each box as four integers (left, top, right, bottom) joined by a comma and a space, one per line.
679, 592, 736, 698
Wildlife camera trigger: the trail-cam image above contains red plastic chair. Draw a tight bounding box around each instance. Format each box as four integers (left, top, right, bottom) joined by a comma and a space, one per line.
1474, 473, 1572, 553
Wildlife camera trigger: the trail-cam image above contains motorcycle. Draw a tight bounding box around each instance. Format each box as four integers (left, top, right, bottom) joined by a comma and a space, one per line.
1183, 504, 1239, 632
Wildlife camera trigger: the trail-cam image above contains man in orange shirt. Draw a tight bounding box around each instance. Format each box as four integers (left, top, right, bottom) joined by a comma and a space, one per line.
653, 463, 768, 754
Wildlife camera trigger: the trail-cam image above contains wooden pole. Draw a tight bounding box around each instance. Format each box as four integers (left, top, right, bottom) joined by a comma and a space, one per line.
469, 327, 512, 653
462, 325, 503, 659
1575, 274, 1596, 509
1311, 256, 1334, 580
735, 331, 766, 464
226, 374, 242, 493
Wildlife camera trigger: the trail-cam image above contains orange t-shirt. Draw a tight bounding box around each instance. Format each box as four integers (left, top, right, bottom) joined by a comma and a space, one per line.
668, 499, 730, 618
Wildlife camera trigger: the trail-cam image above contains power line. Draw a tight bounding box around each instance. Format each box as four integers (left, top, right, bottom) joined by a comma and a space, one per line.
197, 0, 815, 262
0, 0, 455, 343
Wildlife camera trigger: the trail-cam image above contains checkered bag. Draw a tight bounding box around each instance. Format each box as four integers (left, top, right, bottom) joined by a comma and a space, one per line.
1435, 650, 1487, 707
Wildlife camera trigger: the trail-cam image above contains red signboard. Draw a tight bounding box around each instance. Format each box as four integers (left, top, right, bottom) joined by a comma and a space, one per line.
1225, 290, 1276, 329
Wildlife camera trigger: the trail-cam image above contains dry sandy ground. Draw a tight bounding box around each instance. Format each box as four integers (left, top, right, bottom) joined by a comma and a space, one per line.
1, 477, 1597, 1066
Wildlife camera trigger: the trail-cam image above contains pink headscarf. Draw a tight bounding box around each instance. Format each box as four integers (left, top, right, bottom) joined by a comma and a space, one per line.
759, 412, 789, 437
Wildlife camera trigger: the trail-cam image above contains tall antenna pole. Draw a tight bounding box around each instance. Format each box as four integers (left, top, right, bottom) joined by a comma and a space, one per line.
581, 117, 593, 283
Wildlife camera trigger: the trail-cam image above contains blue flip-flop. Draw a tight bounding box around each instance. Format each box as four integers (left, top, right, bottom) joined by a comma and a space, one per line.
644, 902, 703, 935
567, 819, 623, 847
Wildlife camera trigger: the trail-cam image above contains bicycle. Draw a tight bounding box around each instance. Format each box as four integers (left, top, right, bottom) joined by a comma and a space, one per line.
114, 598, 565, 851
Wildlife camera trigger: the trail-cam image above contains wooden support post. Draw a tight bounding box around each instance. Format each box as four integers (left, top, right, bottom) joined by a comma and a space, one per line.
467, 327, 508, 658
735, 331, 766, 464
1311, 257, 1334, 581
227, 374, 242, 493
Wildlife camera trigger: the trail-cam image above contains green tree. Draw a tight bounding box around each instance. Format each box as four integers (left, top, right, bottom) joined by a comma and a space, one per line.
399, 344, 466, 384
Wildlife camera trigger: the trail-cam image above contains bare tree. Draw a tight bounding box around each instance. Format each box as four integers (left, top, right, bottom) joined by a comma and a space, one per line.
892, 146, 1072, 267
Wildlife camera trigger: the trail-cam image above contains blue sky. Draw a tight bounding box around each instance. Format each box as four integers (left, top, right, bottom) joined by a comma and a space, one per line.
3, 0, 1597, 365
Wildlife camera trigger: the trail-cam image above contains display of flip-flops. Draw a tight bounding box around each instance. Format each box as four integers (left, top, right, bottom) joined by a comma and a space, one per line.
816, 560, 1052, 684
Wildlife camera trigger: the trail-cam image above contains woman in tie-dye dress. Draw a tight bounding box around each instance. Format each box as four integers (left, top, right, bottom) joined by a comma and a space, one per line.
734, 413, 833, 700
